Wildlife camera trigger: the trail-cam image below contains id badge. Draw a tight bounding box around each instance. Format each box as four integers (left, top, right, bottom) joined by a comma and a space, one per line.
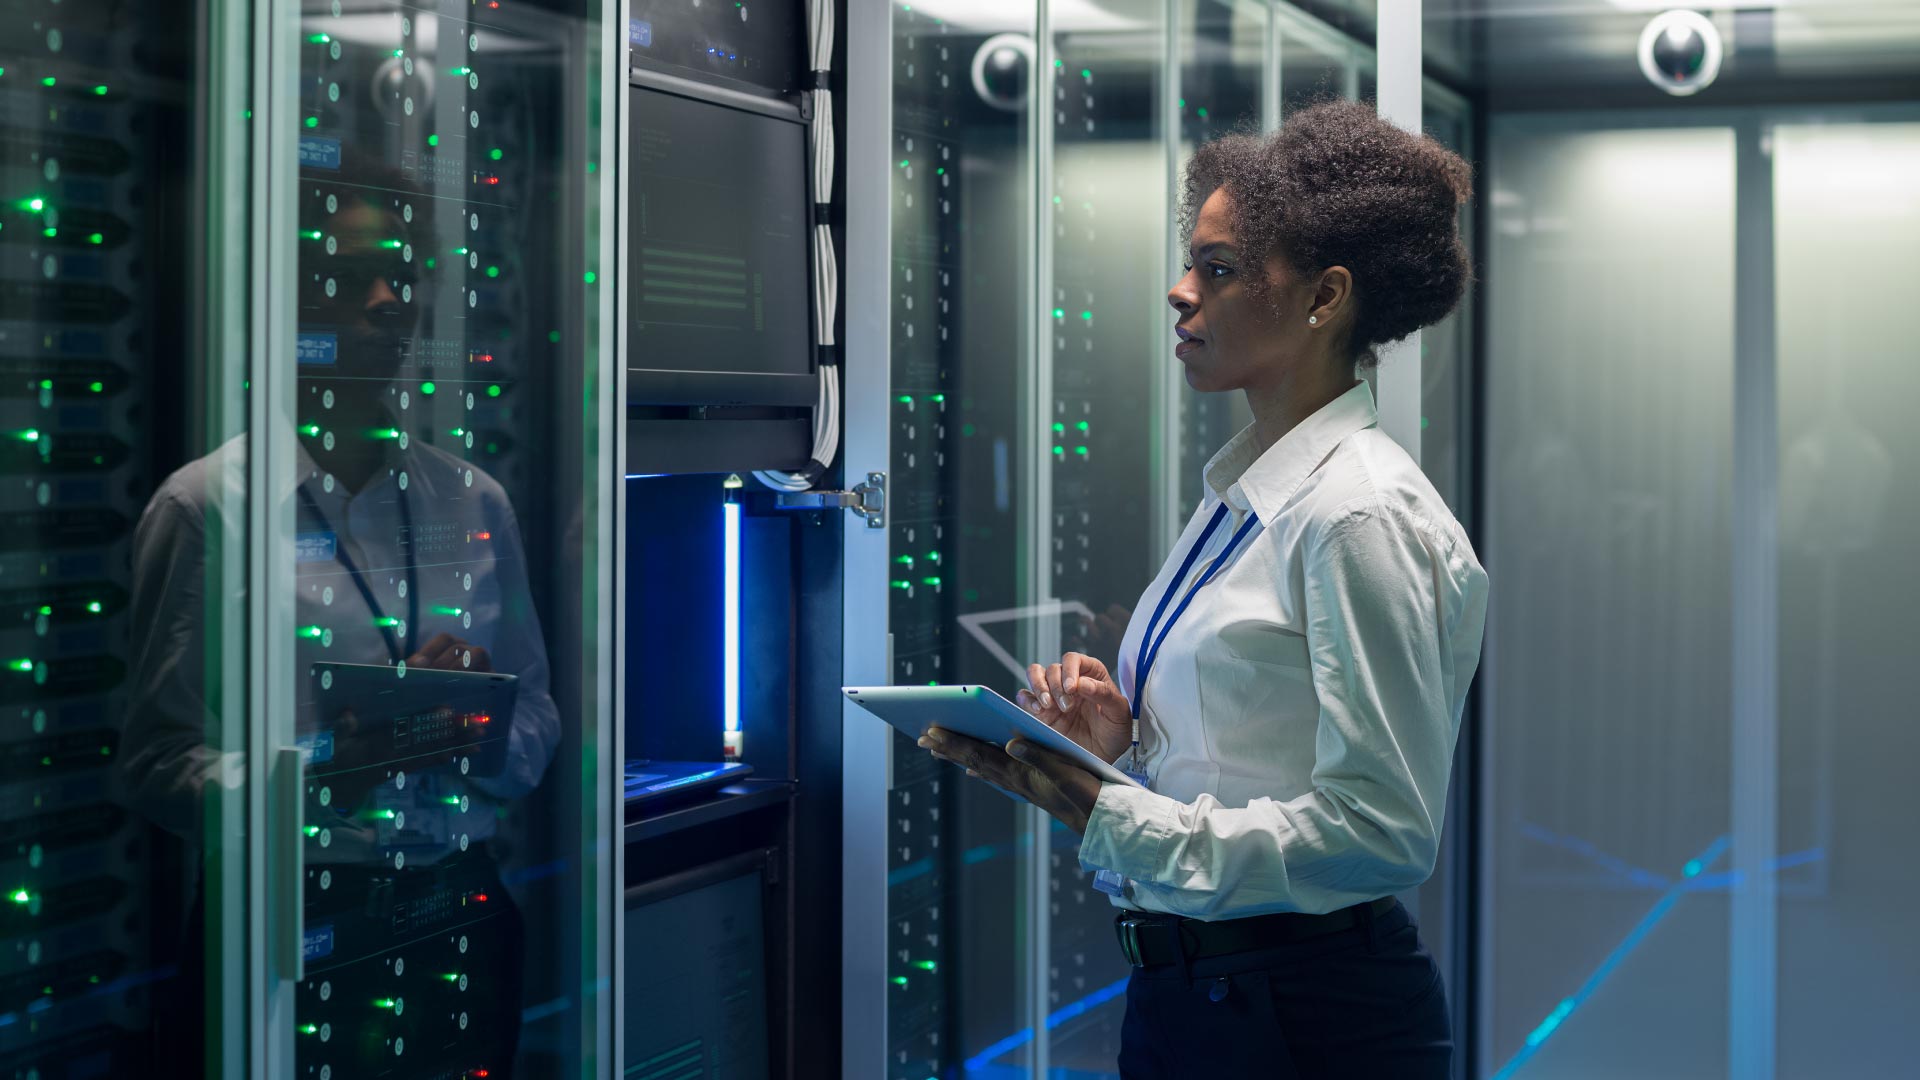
1091, 767, 1151, 896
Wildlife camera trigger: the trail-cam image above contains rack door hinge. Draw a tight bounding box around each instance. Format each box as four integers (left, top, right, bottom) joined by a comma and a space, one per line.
773, 471, 886, 529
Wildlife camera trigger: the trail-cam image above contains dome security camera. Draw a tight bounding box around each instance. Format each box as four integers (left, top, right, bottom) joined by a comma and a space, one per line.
1637, 10, 1723, 97
970, 33, 1035, 113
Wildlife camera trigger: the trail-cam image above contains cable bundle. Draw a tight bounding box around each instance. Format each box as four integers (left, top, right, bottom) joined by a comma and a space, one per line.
756, 0, 840, 492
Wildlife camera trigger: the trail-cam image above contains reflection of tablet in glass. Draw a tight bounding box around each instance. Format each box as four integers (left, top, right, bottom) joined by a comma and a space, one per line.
307, 661, 516, 779
843, 684, 1143, 789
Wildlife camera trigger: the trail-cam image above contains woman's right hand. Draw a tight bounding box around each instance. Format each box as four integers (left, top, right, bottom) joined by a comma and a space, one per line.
1015, 653, 1133, 765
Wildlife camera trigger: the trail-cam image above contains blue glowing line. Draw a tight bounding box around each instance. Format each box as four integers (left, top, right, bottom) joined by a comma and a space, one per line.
1492, 834, 1731, 1080
888, 857, 932, 887
962, 976, 1132, 1073
962, 843, 1000, 865
723, 499, 740, 735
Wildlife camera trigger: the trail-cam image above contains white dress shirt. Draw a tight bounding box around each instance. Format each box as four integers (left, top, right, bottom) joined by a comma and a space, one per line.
1078, 381, 1488, 919
119, 434, 561, 865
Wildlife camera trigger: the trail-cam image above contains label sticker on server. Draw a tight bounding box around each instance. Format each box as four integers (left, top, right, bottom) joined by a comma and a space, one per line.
296, 531, 338, 563
299, 136, 342, 170
628, 19, 652, 46
297, 331, 338, 366
303, 923, 335, 961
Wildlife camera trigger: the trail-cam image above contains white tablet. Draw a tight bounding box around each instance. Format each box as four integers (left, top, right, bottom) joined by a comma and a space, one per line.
843, 684, 1143, 788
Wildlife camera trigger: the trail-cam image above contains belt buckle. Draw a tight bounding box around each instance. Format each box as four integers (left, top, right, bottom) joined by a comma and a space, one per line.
1115, 914, 1146, 967
1116, 913, 1175, 968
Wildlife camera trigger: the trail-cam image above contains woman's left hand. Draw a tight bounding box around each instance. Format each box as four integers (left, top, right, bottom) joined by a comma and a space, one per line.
917, 727, 1103, 835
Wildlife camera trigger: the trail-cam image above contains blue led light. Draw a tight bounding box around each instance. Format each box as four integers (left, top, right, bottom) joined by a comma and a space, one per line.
961, 976, 1133, 1072
723, 497, 740, 736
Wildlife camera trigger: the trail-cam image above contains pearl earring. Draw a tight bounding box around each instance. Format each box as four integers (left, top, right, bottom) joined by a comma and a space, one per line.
1308, 315, 1319, 325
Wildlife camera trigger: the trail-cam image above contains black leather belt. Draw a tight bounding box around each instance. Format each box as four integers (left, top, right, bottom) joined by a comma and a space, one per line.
1115, 896, 1398, 968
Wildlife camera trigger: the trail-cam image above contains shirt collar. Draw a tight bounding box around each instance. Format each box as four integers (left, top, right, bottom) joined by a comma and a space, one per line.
1202, 380, 1378, 524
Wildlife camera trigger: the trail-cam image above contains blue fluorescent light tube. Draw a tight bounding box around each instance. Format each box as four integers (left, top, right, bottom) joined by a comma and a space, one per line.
723, 497, 740, 737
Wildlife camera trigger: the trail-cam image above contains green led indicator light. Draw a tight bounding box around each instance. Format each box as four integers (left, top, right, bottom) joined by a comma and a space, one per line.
93, 85, 108, 96
1198, 107, 1209, 119
448, 427, 466, 437
1081, 310, 1094, 321
299, 423, 321, 436
305, 116, 319, 128
895, 555, 915, 566
890, 580, 911, 591
376, 809, 396, 819
1052, 422, 1065, 434
935, 167, 944, 175
434, 605, 464, 616
899, 159, 910, 168
42, 227, 56, 238
1075, 446, 1089, 456
961, 423, 975, 436
37, 606, 51, 616
303, 825, 320, 837
898, 395, 913, 404
41, 76, 56, 87
300, 1024, 319, 1036
583, 271, 596, 284
380, 239, 403, 249
1075, 421, 1089, 432
915, 960, 938, 972
487, 384, 502, 398
14, 429, 39, 442
1053, 445, 1065, 456
89, 381, 103, 393
547, 330, 561, 343
8, 889, 29, 904
88, 233, 103, 244
442, 971, 461, 981
369, 427, 400, 440
486, 265, 499, 278
1081, 69, 1093, 78
392, 49, 403, 57
930, 394, 945, 402
86, 602, 102, 614
308, 33, 331, 43
489, 148, 502, 161
373, 616, 400, 628
427, 134, 439, 147
297, 625, 324, 639
420, 381, 435, 395
922, 577, 942, 587
24, 197, 44, 212
892, 976, 909, 986
1178, 98, 1186, 108
39, 380, 51, 390
926, 551, 942, 562
425, 257, 436, 269
1053, 58, 1063, 68
6, 659, 31, 673
1052, 308, 1065, 318
301, 230, 321, 241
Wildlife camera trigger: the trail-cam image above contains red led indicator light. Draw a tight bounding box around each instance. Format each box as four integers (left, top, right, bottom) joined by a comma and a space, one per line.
475, 893, 489, 903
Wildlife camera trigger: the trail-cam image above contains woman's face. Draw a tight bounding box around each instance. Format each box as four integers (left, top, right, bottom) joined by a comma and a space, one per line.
1166, 188, 1313, 394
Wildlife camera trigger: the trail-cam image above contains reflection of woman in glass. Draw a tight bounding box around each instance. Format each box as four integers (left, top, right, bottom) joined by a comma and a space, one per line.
120, 152, 558, 1078
920, 101, 1487, 1078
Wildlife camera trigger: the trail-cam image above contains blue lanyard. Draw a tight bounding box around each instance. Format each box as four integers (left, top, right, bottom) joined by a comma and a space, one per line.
298, 483, 417, 665
1130, 502, 1261, 723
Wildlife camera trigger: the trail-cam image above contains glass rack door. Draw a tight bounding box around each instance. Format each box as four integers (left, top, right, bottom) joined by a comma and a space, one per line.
0, 0, 255, 1075
279, 0, 609, 1075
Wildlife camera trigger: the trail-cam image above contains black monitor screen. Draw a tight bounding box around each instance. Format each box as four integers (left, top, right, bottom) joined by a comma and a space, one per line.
624, 861, 771, 1079
628, 85, 812, 404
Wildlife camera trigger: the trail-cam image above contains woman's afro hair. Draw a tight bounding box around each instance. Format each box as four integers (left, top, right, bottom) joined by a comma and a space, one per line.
1181, 98, 1474, 367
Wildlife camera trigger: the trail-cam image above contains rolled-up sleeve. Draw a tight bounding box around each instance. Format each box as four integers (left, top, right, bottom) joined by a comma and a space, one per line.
1078, 500, 1465, 918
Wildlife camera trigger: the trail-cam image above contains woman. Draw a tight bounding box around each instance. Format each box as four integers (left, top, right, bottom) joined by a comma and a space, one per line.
919, 100, 1488, 1078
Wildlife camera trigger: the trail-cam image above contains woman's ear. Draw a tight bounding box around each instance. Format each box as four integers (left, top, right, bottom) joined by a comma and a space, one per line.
1307, 266, 1354, 328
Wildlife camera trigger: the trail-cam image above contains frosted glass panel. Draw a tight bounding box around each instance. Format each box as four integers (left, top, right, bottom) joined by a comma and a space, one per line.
1482, 123, 1737, 1079
1772, 120, 1920, 1079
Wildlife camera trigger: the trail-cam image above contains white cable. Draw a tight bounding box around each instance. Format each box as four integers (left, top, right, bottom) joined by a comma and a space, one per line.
757, 0, 839, 492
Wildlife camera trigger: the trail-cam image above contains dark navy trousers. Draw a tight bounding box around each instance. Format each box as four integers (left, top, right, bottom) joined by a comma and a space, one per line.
1117, 900, 1451, 1079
